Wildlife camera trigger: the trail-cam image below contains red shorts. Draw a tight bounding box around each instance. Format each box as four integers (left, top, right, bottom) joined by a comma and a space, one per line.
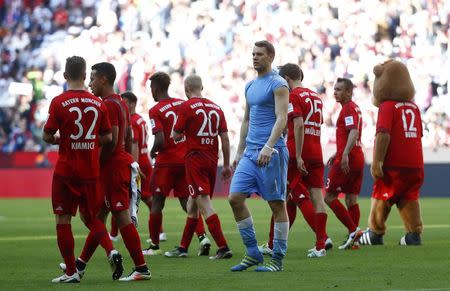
287, 159, 310, 202
372, 167, 423, 203
52, 174, 100, 222
326, 160, 364, 194
185, 152, 217, 199
151, 165, 189, 198
101, 159, 131, 212
140, 162, 153, 199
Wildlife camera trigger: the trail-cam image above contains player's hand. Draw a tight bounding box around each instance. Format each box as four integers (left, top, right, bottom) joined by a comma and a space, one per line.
371, 161, 384, 180
296, 157, 308, 176
327, 153, 336, 167
221, 165, 232, 181
232, 152, 243, 171
257, 145, 274, 167
137, 166, 146, 180
341, 154, 350, 174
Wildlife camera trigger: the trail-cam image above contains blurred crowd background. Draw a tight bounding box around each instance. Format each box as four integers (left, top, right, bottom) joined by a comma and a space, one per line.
0, 0, 449, 160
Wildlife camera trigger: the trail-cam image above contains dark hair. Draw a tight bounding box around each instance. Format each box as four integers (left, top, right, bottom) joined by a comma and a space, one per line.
278, 63, 303, 81
121, 91, 137, 103
91, 62, 116, 86
65, 56, 86, 80
336, 77, 354, 91
149, 72, 171, 92
254, 40, 275, 56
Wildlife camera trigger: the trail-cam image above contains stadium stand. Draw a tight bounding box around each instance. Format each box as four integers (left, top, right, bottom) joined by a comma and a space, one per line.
0, 0, 449, 158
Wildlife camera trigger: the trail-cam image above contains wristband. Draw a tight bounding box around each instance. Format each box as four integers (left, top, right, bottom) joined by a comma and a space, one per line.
264, 144, 274, 152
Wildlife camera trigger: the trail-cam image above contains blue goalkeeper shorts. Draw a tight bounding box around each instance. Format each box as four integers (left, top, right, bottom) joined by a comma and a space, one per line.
230, 146, 288, 201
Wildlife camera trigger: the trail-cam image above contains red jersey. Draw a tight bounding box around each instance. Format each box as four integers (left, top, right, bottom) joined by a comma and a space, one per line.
376, 101, 423, 168
131, 113, 151, 168
335, 100, 363, 161
103, 94, 133, 164
287, 87, 323, 163
174, 97, 228, 160
149, 97, 186, 166
44, 90, 111, 180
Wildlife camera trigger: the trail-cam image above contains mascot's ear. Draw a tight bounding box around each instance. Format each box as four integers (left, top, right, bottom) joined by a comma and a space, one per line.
373, 64, 384, 78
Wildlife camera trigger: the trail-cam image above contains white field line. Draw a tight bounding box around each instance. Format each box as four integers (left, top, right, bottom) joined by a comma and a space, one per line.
1, 224, 450, 242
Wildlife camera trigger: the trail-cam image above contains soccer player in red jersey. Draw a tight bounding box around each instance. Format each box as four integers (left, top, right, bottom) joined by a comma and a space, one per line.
82, 62, 150, 281
144, 72, 210, 256
108, 92, 155, 241
359, 61, 424, 246
43, 56, 113, 283
259, 64, 332, 258
324, 78, 364, 249
164, 74, 232, 259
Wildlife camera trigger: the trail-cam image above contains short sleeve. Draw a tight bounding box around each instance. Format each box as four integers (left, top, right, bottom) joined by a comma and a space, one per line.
271, 75, 288, 92
288, 93, 302, 121
99, 103, 112, 135
131, 121, 139, 142
149, 107, 163, 134
43, 99, 59, 134
173, 103, 187, 133
343, 104, 359, 131
218, 109, 228, 133
376, 101, 394, 134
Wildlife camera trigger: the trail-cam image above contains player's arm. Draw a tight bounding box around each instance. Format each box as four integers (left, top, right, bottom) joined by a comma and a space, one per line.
257, 86, 289, 167
101, 126, 118, 160
219, 131, 231, 180
293, 116, 307, 175
233, 103, 249, 168
150, 131, 164, 159
43, 131, 60, 145
341, 128, 359, 174
99, 132, 112, 145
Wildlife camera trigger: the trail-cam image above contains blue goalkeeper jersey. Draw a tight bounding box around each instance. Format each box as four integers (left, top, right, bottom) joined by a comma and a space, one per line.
245, 70, 288, 149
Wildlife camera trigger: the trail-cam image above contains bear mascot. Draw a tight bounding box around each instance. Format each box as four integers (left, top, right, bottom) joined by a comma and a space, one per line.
359, 59, 424, 246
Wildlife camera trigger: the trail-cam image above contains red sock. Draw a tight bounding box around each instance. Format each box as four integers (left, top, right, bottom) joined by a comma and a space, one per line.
329, 199, 356, 232
195, 215, 206, 236
315, 213, 328, 250
286, 202, 297, 228
56, 224, 75, 276
80, 219, 113, 262
205, 214, 227, 249
180, 217, 198, 250
348, 204, 360, 227
268, 215, 274, 250
120, 223, 146, 267
298, 197, 316, 232
149, 212, 162, 245
110, 217, 118, 237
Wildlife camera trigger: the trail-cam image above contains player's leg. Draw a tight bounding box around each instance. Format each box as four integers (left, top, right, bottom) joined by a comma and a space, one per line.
179, 196, 207, 237
307, 187, 328, 257
51, 176, 79, 283
196, 194, 232, 259
109, 216, 119, 241
345, 194, 360, 228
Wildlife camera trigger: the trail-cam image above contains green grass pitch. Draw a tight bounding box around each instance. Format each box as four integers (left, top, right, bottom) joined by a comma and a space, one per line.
0, 198, 449, 290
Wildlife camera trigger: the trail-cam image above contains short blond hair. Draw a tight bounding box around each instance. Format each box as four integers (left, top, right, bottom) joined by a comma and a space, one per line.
184, 74, 203, 92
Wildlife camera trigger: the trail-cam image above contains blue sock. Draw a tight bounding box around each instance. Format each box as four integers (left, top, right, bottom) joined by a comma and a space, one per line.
272, 222, 289, 262
237, 216, 259, 257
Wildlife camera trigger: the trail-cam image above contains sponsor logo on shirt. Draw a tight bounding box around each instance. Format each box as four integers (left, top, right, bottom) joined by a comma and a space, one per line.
344, 116, 354, 126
